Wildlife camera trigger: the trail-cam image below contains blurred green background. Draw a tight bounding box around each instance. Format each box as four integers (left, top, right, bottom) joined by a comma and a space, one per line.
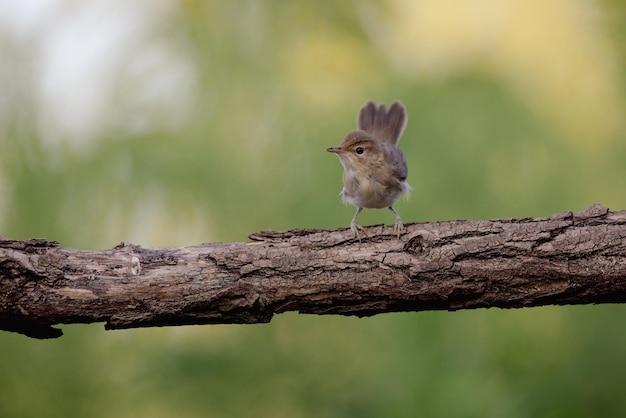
2, 1, 626, 417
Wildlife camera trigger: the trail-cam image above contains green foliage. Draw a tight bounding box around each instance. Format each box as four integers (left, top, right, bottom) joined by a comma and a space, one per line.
2, 1, 626, 417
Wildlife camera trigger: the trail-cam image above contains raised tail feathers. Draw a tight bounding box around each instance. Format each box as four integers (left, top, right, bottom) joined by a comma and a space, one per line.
357, 100, 407, 145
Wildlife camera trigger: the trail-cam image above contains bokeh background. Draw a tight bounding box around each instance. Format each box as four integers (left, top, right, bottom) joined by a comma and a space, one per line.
2, 1, 626, 417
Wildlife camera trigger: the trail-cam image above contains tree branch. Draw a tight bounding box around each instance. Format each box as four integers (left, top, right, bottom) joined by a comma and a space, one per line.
2, 203, 626, 339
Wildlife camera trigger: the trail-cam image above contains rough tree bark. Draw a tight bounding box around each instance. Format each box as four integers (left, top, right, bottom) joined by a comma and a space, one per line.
1, 203, 626, 339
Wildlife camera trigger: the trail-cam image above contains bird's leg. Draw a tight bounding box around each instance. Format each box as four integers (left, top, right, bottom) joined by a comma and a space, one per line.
350, 207, 365, 241
389, 206, 404, 238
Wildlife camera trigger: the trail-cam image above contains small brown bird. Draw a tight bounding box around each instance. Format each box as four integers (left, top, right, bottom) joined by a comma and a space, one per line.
327, 100, 410, 239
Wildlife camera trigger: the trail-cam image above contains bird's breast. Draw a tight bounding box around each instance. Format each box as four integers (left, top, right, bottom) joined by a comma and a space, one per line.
341, 170, 406, 209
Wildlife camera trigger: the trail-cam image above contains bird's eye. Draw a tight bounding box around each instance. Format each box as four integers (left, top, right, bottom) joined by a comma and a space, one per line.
355, 147, 364, 155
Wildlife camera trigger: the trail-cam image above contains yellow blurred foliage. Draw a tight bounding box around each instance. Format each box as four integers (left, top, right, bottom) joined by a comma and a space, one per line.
372, 0, 625, 151
281, 33, 381, 109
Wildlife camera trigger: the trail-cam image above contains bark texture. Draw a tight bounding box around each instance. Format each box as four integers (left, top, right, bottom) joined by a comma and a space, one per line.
1, 204, 626, 339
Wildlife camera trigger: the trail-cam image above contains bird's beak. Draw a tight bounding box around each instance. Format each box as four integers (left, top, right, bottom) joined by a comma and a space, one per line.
326, 147, 343, 153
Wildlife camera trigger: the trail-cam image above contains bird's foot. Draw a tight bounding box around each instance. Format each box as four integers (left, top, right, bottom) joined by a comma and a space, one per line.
393, 218, 404, 238
351, 221, 365, 241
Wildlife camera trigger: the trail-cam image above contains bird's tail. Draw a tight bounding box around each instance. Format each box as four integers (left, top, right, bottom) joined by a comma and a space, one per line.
357, 100, 407, 145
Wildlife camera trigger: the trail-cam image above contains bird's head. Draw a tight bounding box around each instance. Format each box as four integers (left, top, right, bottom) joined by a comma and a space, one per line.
326, 130, 386, 173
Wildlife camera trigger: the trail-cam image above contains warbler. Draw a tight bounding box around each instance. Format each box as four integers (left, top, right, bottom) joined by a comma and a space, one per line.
327, 100, 410, 240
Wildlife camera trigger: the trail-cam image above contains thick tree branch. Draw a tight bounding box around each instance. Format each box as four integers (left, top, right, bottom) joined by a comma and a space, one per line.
1, 204, 626, 339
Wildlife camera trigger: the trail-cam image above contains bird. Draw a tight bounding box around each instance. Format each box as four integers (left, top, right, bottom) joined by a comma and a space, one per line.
326, 100, 410, 240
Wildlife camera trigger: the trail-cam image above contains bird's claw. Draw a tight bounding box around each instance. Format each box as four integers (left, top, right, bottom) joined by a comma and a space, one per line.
351, 222, 365, 241
393, 218, 404, 238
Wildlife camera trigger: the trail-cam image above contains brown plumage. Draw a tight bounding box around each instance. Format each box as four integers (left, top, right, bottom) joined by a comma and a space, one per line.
357, 101, 407, 145
326, 100, 410, 240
